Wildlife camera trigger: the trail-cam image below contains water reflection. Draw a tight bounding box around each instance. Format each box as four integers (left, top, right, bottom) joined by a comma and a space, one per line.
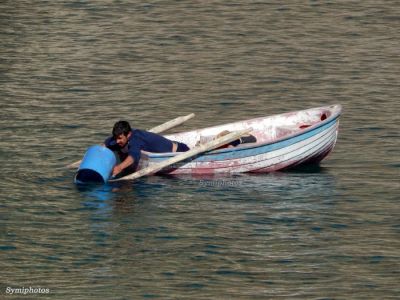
167, 169, 337, 199
76, 169, 338, 218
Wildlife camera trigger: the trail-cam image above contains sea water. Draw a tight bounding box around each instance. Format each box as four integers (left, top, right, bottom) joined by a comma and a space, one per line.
1, 1, 399, 299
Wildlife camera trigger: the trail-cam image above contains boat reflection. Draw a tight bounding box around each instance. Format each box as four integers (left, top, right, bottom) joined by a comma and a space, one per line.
76, 166, 338, 212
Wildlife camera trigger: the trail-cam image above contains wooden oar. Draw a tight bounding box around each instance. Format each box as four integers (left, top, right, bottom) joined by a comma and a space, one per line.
109, 128, 253, 182
66, 113, 195, 169
148, 113, 195, 133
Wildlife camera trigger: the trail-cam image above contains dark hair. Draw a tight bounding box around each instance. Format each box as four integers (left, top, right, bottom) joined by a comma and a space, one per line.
112, 121, 131, 137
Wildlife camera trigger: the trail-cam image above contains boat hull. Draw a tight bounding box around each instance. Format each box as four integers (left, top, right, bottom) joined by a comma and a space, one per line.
138, 105, 341, 175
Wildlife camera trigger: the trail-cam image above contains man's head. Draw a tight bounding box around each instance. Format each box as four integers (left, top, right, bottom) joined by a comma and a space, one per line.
112, 121, 132, 147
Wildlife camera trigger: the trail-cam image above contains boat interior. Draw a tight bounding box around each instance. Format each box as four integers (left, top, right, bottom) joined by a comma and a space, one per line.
164, 105, 341, 150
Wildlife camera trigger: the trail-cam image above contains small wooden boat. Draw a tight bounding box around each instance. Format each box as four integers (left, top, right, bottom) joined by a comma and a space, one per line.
138, 104, 342, 174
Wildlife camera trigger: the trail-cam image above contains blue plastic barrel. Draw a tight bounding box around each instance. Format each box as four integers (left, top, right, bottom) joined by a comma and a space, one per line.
74, 145, 116, 184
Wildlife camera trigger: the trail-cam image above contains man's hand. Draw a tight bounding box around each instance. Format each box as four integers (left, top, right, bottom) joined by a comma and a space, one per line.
112, 156, 135, 177
112, 164, 123, 177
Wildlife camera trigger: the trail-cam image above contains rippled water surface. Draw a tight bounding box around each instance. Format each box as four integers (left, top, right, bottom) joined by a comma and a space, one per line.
1, 1, 399, 299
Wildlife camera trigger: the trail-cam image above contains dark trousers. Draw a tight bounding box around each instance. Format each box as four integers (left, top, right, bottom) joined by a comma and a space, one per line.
176, 142, 190, 152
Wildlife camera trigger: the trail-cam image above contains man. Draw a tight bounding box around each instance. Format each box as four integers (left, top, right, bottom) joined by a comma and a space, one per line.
104, 121, 190, 177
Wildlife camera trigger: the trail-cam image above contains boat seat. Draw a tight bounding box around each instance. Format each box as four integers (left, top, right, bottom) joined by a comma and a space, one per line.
195, 131, 257, 148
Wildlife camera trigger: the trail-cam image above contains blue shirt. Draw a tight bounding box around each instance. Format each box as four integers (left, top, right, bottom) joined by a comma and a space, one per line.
104, 129, 174, 170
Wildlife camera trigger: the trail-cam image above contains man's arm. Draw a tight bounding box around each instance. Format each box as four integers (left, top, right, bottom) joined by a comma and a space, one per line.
112, 155, 134, 177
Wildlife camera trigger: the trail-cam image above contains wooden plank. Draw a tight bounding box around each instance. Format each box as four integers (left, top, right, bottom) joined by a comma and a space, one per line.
148, 113, 195, 133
